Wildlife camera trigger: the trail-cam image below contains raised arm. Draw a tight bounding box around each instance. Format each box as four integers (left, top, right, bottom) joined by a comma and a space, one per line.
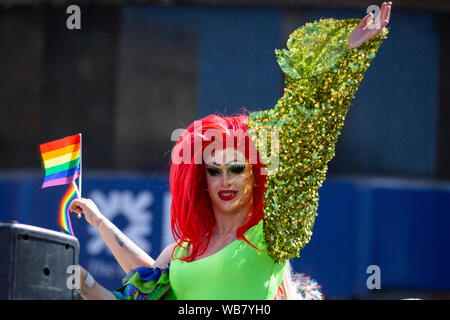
248, 4, 391, 264
70, 198, 155, 273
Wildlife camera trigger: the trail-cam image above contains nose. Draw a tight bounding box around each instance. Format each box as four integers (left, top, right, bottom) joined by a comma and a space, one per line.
220, 170, 232, 186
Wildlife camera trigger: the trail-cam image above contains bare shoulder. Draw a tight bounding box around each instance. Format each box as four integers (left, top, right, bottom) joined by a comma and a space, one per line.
153, 241, 178, 269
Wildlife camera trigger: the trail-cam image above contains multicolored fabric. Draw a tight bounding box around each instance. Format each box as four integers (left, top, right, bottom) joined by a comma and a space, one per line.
39, 134, 81, 188
292, 272, 324, 300
111, 265, 175, 300
59, 184, 77, 236
247, 18, 389, 264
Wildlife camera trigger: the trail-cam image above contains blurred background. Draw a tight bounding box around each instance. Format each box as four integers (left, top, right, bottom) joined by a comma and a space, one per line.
1, 0, 449, 299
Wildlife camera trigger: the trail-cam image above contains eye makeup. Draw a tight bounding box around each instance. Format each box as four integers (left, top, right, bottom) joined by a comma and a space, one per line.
227, 163, 245, 174
205, 163, 246, 176
206, 166, 221, 176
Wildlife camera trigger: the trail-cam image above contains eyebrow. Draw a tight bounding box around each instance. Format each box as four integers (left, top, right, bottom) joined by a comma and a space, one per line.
208, 160, 245, 166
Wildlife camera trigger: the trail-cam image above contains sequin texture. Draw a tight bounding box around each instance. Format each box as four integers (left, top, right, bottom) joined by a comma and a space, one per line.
248, 18, 389, 264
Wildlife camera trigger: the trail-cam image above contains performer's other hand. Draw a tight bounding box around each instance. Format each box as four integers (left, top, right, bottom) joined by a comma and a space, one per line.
77, 265, 88, 285
69, 198, 105, 229
348, 2, 392, 49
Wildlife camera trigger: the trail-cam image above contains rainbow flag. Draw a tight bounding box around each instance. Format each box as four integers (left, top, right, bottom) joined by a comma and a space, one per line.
59, 184, 77, 235
40, 134, 81, 188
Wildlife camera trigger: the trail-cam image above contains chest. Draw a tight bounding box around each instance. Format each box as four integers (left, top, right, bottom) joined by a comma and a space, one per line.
190, 235, 238, 261
169, 237, 286, 299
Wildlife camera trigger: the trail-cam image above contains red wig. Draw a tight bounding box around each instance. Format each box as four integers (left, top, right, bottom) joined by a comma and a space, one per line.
169, 114, 266, 262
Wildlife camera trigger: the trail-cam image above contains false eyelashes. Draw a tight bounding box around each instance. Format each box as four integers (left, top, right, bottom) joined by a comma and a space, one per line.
228, 164, 245, 174
205, 164, 246, 176
206, 167, 221, 176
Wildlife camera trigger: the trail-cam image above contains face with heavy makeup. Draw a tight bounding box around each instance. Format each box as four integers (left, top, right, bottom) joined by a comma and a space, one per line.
204, 148, 254, 216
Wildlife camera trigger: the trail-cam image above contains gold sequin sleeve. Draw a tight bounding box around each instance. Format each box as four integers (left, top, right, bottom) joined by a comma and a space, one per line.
247, 18, 389, 264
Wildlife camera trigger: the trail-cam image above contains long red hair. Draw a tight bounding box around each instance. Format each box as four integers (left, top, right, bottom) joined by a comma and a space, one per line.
169, 114, 266, 262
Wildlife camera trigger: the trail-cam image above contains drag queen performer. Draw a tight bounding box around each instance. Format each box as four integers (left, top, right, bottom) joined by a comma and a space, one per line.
70, 2, 392, 300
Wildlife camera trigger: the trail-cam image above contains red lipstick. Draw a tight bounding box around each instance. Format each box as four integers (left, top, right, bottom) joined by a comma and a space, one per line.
218, 190, 237, 201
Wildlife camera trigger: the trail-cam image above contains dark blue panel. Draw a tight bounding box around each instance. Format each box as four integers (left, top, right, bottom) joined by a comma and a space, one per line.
373, 186, 450, 290
291, 180, 357, 298
198, 7, 283, 116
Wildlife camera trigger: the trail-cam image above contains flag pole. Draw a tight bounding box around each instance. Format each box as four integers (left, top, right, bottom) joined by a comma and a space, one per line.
78, 133, 82, 218
79, 133, 82, 197
72, 181, 81, 197
72, 181, 82, 218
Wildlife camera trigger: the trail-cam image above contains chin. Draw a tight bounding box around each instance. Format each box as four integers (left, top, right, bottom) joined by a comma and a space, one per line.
215, 198, 249, 215
217, 204, 240, 215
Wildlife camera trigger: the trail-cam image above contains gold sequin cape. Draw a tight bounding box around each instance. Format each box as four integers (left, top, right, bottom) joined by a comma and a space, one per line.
247, 18, 389, 264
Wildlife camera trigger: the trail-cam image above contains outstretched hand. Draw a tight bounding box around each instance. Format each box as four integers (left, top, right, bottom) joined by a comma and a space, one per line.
348, 2, 392, 49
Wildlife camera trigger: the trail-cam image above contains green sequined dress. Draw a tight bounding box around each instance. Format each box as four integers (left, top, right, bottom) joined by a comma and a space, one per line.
247, 18, 388, 264
111, 17, 389, 300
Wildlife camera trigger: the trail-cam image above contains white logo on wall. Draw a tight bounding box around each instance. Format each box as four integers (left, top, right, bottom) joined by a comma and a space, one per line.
86, 190, 153, 256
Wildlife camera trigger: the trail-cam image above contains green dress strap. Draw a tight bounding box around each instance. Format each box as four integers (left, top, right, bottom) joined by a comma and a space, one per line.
247, 18, 389, 264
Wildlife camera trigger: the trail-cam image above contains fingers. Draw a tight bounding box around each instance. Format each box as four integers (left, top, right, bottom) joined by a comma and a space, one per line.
361, 12, 374, 30
363, 11, 373, 22
367, 2, 390, 32
69, 198, 85, 213
363, 12, 374, 24
380, 2, 391, 31
381, 3, 387, 22
385, 2, 392, 24
78, 265, 87, 276
380, 2, 392, 26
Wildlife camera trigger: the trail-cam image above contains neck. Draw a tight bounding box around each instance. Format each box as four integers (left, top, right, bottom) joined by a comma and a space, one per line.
212, 202, 252, 239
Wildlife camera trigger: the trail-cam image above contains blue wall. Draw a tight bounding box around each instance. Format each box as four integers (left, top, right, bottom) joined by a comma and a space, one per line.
1, 172, 449, 298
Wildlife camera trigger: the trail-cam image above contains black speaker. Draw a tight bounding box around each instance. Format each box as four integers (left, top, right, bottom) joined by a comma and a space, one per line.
0, 221, 80, 300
